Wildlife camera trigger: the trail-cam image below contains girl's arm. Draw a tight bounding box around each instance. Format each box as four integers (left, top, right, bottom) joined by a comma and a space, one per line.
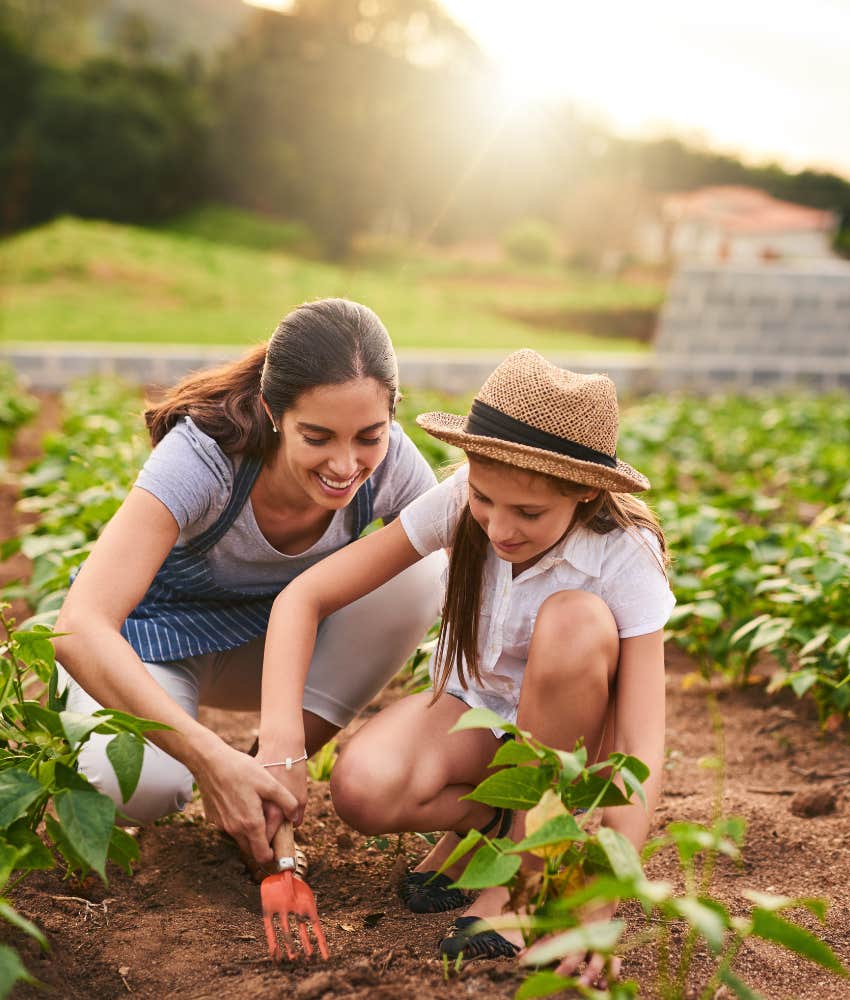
54, 488, 297, 863
600, 629, 666, 849
524, 629, 665, 982
258, 517, 424, 815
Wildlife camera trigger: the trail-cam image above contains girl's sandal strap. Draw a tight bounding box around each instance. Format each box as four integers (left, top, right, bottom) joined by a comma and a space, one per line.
399, 871, 470, 913
455, 806, 514, 840
439, 916, 520, 961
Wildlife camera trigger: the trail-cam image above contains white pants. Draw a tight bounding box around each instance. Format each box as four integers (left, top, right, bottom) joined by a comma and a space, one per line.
61, 552, 445, 823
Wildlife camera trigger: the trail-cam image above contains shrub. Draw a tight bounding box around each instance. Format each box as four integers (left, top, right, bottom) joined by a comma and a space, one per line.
502, 219, 557, 267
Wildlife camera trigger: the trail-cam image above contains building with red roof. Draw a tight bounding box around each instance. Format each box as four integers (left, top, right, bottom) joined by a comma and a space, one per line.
649, 185, 837, 264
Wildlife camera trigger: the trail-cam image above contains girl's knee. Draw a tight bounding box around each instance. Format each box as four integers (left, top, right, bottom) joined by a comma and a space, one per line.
535, 591, 617, 644
331, 742, 409, 835
77, 737, 193, 825
531, 591, 619, 681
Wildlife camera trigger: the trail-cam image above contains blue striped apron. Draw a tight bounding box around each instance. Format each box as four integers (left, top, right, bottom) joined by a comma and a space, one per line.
120, 455, 374, 663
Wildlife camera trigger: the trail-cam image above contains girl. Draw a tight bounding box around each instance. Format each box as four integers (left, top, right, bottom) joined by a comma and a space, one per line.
260, 348, 674, 975
54, 298, 445, 871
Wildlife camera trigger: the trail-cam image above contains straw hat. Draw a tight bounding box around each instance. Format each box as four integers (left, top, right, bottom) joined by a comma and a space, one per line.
416, 349, 649, 493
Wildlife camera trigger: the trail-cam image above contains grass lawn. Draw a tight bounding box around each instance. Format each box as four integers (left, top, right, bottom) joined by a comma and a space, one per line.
1, 211, 663, 353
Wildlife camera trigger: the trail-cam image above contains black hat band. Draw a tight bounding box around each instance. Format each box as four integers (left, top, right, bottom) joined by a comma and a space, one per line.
464, 399, 617, 469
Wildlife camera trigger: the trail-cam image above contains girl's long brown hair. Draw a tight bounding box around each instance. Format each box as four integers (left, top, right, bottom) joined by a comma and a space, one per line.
145, 299, 398, 458
431, 459, 669, 700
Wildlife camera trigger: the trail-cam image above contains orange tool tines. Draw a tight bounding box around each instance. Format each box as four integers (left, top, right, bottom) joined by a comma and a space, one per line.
260, 819, 329, 962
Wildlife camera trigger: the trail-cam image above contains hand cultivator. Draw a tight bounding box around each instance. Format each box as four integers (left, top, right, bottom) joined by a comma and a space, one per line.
260, 820, 329, 962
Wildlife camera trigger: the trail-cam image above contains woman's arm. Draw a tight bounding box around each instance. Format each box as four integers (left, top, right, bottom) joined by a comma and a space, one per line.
54, 487, 297, 862
257, 517, 424, 814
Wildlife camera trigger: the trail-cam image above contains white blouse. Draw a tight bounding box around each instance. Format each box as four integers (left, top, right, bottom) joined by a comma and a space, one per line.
399, 464, 676, 724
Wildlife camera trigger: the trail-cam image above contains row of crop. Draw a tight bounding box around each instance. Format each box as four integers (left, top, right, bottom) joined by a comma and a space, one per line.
1, 377, 154, 997
3, 377, 849, 998
618, 393, 850, 724
8, 380, 850, 727
0, 366, 38, 460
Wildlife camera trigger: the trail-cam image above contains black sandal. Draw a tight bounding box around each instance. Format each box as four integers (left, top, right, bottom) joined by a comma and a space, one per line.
438, 915, 520, 961
399, 807, 513, 914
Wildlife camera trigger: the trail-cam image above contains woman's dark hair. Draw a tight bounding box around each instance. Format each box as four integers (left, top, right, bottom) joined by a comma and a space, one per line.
431, 457, 669, 701
145, 299, 398, 456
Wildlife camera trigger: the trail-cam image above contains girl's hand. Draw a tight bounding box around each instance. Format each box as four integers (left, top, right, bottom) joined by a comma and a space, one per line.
521, 900, 621, 987
255, 753, 309, 830
193, 742, 300, 865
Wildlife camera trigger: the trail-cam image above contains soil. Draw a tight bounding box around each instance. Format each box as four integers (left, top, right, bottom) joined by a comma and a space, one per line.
2, 400, 849, 1000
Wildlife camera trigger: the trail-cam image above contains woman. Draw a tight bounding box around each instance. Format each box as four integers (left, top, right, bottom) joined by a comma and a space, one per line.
54, 298, 444, 869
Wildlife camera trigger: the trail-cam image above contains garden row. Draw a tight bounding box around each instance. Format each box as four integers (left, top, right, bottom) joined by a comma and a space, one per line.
2, 373, 850, 999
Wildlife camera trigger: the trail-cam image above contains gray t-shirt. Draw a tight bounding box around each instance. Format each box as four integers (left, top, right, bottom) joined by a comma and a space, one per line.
134, 416, 435, 594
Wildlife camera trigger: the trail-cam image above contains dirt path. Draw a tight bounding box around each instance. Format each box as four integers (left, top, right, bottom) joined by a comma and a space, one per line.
3, 404, 849, 1000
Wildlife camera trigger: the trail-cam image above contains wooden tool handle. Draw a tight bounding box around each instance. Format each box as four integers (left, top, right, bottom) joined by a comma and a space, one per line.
272, 819, 296, 863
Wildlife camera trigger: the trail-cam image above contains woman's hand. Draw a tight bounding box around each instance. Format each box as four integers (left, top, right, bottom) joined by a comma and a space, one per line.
193, 741, 300, 865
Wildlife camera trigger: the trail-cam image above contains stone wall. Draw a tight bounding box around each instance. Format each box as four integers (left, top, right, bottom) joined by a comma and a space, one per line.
653, 262, 850, 390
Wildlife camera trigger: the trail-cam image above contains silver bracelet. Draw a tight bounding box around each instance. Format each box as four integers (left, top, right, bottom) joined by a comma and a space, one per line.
262, 751, 308, 770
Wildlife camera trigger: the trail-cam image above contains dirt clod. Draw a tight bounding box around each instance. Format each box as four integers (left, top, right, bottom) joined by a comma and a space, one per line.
294, 970, 342, 999
790, 786, 839, 817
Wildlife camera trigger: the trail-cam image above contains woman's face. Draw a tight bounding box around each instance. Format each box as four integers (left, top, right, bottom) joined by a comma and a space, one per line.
276, 378, 392, 510
466, 456, 596, 573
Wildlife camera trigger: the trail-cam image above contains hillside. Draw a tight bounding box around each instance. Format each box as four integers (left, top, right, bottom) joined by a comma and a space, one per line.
0, 214, 659, 351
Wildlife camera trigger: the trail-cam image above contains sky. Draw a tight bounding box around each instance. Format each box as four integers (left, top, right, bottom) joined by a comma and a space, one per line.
245, 0, 850, 178
441, 0, 850, 178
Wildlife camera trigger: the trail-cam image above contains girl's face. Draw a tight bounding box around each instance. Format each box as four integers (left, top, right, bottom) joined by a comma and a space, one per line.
275, 378, 392, 509
467, 456, 597, 573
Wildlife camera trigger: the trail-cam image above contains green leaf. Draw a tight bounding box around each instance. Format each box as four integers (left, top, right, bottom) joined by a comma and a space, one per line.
730, 614, 772, 646
436, 830, 484, 875
451, 841, 521, 889
91, 709, 172, 735
4, 824, 53, 872
670, 897, 728, 952
596, 827, 645, 881
0, 901, 48, 950
450, 707, 521, 737
47, 664, 68, 712
59, 711, 104, 749
105, 733, 144, 803
0, 943, 38, 997
719, 968, 767, 1000
0, 771, 43, 829
789, 671, 818, 697
18, 702, 64, 737
53, 788, 115, 881
620, 766, 647, 807
490, 741, 541, 766
519, 919, 624, 967
10, 629, 56, 670
555, 747, 587, 781
464, 766, 550, 810
107, 826, 139, 875
562, 776, 630, 810
515, 970, 575, 999
510, 813, 588, 853
741, 890, 827, 920
751, 908, 849, 976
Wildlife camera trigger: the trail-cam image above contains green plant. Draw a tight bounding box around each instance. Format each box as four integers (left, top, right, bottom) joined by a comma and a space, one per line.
306, 739, 338, 782
0, 366, 37, 458
502, 219, 557, 267
440, 708, 849, 999
0, 605, 170, 997
1, 377, 148, 626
